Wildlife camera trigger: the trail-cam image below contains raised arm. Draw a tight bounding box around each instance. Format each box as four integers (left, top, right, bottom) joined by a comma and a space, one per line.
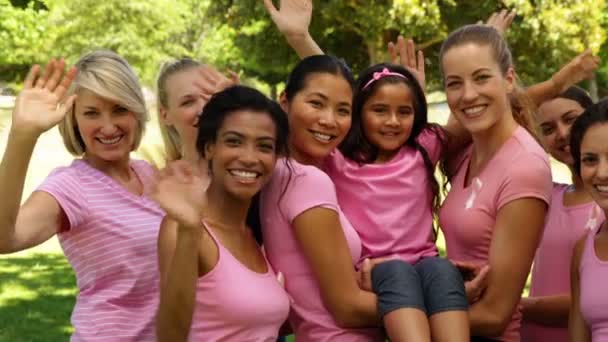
569, 234, 591, 342
525, 50, 600, 107
0, 59, 77, 253
293, 207, 380, 327
263, 0, 323, 58
154, 161, 208, 342
468, 198, 548, 336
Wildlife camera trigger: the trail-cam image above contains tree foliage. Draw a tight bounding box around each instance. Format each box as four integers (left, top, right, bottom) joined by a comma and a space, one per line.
0, 0, 605, 93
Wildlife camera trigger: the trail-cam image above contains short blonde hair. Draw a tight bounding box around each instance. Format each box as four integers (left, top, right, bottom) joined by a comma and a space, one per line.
155, 58, 201, 161
58, 50, 148, 156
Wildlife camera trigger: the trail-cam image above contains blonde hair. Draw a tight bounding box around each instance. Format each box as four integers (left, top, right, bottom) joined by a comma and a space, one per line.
439, 25, 538, 138
58, 50, 148, 156
156, 58, 201, 161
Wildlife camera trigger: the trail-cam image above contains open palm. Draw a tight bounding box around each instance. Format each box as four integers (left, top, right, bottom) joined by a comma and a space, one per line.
151, 161, 208, 230
12, 59, 77, 136
264, 0, 312, 38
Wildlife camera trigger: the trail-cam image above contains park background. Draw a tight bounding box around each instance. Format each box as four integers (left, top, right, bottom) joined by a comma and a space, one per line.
1, 0, 607, 340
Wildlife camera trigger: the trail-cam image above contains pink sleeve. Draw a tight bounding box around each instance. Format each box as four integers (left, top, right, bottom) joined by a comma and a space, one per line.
36, 168, 89, 230
416, 127, 446, 165
496, 153, 552, 210
281, 167, 339, 223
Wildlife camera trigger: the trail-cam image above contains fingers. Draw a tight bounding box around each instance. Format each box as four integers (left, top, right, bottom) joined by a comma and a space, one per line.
55, 66, 78, 100
359, 258, 373, 291
23, 64, 40, 89
263, 0, 278, 15
35, 59, 55, 89
45, 58, 66, 91
406, 38, 416, 70
56, 94, 77, 116
505, 9, 516, 27
387, 42, 398, 64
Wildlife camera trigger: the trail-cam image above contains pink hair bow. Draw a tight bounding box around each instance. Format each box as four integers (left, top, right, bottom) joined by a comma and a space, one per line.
362, 68, 406, 90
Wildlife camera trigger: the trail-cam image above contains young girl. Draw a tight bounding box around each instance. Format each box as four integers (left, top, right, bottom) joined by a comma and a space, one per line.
155, 85, 290, 341
0, 52, 165, 341
569, 99, 608, 342
438, 25, 553, 341
522, 86, 604, 342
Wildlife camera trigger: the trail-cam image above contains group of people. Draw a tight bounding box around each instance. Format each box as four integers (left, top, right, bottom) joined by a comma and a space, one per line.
0, 1, 606, 341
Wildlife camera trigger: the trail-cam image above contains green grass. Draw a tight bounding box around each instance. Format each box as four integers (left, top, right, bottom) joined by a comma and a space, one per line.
0, 250, 76, 341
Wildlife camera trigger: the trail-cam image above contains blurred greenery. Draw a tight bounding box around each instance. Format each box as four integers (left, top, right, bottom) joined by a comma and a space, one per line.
1, 0, 606, 95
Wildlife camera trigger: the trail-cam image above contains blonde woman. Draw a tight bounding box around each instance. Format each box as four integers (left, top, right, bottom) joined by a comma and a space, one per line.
0, 51, 164, 341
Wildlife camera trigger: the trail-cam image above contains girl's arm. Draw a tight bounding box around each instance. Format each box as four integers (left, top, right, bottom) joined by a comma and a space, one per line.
569, 234, 591, 342
525, 50, 600, 107
468, 198, 548, 336
264, 0, 323, 58
0, 60, 77, 253
521, 294, 570, 327
293, 207, 380, 327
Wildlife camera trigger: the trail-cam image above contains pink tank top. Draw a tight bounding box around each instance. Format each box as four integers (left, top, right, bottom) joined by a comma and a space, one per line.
579, 223, 608, 342
522, 184, 604, 342
188, 225, 290, 341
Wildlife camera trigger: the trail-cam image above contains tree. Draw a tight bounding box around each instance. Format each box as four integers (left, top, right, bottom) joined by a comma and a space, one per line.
0, 0, 51, 83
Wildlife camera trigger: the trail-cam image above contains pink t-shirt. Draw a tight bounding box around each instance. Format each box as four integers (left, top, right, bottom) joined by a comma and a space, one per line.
522, 184, 605, 342
188, 224, 289, 341
439, 126, 552, 342
261, 159, 384, 342
324, 128, 443, 264
37, 159, 164, 342
580, 224, 608, 342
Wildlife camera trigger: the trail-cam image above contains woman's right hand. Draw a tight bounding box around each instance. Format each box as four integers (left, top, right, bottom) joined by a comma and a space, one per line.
151, 161, 208, 230
11, 59, 77, 137
263, 0, 313, 40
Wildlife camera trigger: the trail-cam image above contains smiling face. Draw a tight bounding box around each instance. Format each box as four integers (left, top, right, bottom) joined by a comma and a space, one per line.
538, 97, 586, 166
281, 72, 352, 165
361, 82, 415, 162
580, 123, 608, 211
205, 110, 278, 201
160, 68, 207, 152
74, 88, 138, 163
442, 43, 515, 135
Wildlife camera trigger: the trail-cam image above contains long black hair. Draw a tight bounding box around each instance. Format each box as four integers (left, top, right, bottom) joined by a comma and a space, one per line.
571, 98, 608, 177
340, 63, 446, 238
196, 85, 290, 243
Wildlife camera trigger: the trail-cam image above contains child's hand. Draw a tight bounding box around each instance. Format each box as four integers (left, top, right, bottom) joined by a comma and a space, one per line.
387, 36, 426, 90
451, 260, 490, 303
264, 0, 313, 40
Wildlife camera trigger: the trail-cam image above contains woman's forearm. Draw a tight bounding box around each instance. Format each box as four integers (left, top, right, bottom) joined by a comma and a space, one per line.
157, 226, 201, 342
0, 129, 38, 252
521, 294, 570, 327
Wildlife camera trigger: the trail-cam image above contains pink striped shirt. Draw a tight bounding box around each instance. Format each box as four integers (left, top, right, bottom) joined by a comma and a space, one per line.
37, 159, 164, 342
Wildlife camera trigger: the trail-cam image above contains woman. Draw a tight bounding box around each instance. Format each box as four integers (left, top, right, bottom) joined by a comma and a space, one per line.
521, 86, 604, 342
0, 52, 164, 341
155, 85, 290, 341
437, 25, 553, 341
569, 99, 608, 342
